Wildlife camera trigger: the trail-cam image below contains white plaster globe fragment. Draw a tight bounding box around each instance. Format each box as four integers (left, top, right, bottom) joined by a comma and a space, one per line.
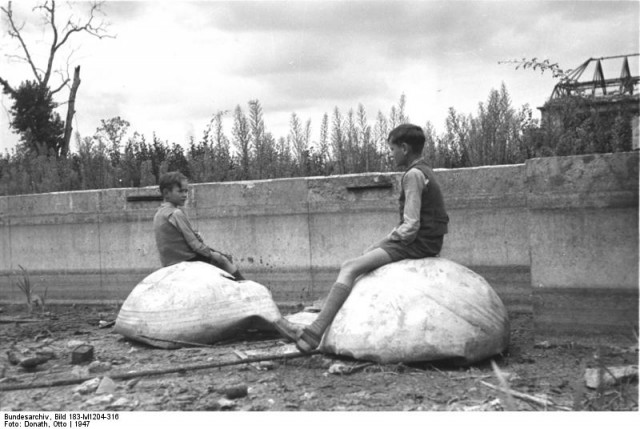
292, 258, 510, 364
115, 262, 281, 348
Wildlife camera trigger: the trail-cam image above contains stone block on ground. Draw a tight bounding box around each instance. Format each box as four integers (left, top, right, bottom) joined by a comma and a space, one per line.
96, 376, 116, 395
73, 377, 101, 395
71, 344, 94, 364
585, 365, 639, 389
88, 361, 112, 374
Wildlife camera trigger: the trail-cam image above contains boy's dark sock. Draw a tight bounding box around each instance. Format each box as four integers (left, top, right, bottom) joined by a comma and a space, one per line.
306, 282, 352, 338
231, 270, 245, 281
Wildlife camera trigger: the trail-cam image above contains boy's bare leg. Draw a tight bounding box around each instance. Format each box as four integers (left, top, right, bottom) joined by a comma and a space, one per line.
297, 248, 392, 352
210, 252, 245, 280
335, 248, 392, 285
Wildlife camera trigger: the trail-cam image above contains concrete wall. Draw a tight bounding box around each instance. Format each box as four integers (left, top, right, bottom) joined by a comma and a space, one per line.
0, 165, 529, 307
527, 153, 639, 336
1, 152, 637, 336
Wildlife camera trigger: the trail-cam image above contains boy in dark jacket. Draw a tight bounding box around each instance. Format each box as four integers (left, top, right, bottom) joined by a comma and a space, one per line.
154, 171, 245, 280
155, 171, 308, 342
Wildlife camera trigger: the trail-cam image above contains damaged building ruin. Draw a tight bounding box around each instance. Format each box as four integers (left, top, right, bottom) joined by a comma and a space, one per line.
538, 54, 640, 150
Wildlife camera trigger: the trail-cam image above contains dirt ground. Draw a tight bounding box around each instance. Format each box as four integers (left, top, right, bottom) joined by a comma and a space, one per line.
0, 304, 637, 412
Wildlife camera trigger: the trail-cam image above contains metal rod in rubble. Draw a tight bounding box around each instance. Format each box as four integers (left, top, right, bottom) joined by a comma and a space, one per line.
0, 350, 319, 392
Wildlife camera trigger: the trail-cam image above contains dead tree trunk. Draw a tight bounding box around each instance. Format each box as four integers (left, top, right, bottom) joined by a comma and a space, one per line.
61, 65, 81, 157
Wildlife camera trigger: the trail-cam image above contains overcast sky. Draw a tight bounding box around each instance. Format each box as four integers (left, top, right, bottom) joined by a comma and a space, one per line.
1, 0, 638, 153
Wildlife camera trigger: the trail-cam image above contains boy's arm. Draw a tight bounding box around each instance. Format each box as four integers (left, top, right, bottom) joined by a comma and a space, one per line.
168, 209, 212, 258
387, 168, 427, 244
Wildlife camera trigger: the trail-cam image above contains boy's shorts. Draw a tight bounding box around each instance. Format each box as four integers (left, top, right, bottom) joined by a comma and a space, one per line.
378, 235, 444, 262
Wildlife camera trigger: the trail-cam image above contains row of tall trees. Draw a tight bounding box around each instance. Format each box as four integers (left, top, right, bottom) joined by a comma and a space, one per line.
2, 82, 634, 196
0, 95, 402, 194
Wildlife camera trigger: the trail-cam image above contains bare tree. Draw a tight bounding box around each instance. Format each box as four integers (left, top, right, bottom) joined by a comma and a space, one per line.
356, 103, 371, 171
373, 111, 388, 151
303, 118, 311, 153
331, 107, 345, 174
345, 108, 358, 171
248, 100, 266, 178
288, 112, 305, 167
317, 112, 329, 166
397, 93, 408, 124
0, 0, 113, 156
232, 105, 251, 179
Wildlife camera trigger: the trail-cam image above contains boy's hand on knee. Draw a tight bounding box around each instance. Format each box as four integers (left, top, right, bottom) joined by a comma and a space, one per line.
208, 250, 221, 265
210, 251, 235, 269
209, 249, 233, 263
221, 252, 233, 263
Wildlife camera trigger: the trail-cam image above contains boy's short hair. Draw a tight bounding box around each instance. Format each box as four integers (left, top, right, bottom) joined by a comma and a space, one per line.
388, 124, 425, 154
159, 171, 188, 195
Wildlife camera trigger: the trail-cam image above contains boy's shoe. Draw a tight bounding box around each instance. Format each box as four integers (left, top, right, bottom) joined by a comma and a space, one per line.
296, 328, 322, 353
272, 318, 304, 343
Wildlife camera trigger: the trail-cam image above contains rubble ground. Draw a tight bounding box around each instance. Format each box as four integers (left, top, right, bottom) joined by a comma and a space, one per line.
0, 304, 637, 412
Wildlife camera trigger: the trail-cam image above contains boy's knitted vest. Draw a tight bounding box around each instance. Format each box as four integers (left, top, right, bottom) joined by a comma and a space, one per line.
398, 160, 449, 236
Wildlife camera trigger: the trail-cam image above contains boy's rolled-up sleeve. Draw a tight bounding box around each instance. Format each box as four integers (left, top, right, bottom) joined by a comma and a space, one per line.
388, 168, 428, 244
168, 209, 211, 258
